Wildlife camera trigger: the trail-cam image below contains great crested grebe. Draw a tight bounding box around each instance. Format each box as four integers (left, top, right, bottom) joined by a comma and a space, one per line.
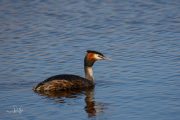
33, 50, 112, 91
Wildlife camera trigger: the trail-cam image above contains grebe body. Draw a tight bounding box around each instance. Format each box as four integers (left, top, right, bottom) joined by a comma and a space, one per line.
33, 50, 112, 91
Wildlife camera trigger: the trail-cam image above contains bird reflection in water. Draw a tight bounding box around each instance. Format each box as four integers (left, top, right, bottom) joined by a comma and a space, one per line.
34, 86, 108, 118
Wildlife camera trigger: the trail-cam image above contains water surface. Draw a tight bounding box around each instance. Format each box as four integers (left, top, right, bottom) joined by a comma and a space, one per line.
0, 0, 180, 120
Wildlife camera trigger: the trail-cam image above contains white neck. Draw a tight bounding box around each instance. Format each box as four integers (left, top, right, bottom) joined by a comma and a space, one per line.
84, 66, 94, 84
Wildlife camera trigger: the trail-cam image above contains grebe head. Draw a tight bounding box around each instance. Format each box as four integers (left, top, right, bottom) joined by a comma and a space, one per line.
86, 50, 112, 62
84, 50, 112, 82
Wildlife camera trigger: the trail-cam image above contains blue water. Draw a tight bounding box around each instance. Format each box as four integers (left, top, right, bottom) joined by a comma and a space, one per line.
0, 0, 180, 119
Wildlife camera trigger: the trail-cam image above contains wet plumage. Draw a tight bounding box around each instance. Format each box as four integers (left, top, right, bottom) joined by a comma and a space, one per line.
33, 74, 93, 91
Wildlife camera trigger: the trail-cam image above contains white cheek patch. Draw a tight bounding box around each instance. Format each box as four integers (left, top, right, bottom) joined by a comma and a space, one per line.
94, 54, 102, 61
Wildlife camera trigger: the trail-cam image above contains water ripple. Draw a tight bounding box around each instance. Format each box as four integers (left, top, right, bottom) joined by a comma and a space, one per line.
0, 0, 180, 120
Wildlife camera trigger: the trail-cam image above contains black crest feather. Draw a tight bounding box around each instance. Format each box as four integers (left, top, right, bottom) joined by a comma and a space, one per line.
86, 50, 104, 56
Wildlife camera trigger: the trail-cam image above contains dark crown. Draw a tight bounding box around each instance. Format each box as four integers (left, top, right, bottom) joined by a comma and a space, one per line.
86, 50, 104, 56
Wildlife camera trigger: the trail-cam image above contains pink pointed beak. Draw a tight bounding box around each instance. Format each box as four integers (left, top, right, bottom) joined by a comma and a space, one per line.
102, 57, 113, 60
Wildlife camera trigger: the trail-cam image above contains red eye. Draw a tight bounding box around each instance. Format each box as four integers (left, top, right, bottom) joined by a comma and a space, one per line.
98, 55, 101, 57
